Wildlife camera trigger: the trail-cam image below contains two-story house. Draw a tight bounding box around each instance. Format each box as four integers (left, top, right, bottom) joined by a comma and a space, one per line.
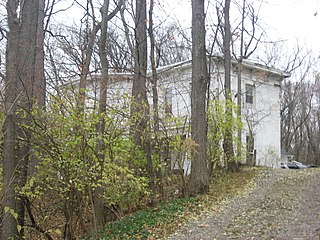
87, 56, 290, 170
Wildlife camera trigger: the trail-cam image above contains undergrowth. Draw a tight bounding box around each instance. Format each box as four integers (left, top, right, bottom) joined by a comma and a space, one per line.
84, 166, 263, 240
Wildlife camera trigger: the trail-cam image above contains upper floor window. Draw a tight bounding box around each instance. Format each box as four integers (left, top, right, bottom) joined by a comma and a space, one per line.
245, 84, 254, 104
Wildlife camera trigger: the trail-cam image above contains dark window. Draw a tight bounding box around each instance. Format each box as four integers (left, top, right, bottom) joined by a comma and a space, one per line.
246, 135, 254, 153
245, 84, 254, 104
246, 135, 256, 166
164, 87, 173, 115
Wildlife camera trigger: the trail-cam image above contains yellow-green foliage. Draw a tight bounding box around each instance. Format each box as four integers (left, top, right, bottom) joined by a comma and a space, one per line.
102, 163, 149, 210
21, 95, 149, 237
207, 99, 243, 168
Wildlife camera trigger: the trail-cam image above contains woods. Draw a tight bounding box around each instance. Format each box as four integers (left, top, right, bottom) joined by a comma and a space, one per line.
0, 0, 319, 239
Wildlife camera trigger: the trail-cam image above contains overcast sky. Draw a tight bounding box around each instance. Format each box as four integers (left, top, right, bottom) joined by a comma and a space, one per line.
260, 0, 320, 53
55, 0, 320, 56
155, 0, 320, 54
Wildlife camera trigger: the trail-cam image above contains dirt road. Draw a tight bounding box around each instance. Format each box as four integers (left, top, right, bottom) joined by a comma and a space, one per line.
168, 168, 320, 240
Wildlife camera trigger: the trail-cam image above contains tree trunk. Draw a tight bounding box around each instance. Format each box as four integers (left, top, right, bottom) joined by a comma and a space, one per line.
78, 7, 100, 111
236, 0, 245, 160
29, 0, 46, 175
2, 1, 45, 239
148, 0, 164, 200
236, 61, 242, 160
223, 0, 239, 172
187, 0, 209, 196
131, 0, 156, 201
92, 0, 110, 231
93, 0, 123, 229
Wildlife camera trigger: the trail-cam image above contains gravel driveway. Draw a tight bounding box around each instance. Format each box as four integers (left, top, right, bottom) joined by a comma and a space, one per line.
168, 168, 320, 240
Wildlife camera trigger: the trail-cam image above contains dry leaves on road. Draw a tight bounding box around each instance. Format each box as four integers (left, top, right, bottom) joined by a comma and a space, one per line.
168, 168, 320, 240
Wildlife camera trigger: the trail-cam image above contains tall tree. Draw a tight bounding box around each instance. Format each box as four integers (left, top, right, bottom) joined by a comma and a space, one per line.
235, 0, 246, 161
148, 0, 160, 138
232, 0, 263, 163
93, 0, 110, 231
187, 0, 209, 196
90, 0, 123, 230
222, 0, 240, 172
94, 0, 123, 230
148, 0, 165, 199
76, 0, 122, 111
77, 1, 100, 111
131, 0, 155, 199
2, 0, 45, 238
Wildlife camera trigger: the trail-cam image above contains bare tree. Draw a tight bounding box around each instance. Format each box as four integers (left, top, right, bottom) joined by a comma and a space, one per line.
221, 0, 240, 172
2, 1, 45, 238
281, 79, 316, 164
154, 23, 191, 66
94, 0, 110, 230
131, 0, 156, 200
187, 0, 209, 196
71, 0, 123, 111
148, 0, 166, 199
92, 0, 123, 230
77, 1, 100, 110
232, 0, 263, 160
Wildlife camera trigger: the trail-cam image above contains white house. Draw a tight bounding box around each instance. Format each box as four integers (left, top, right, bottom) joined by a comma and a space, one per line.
87, 56, 290, 169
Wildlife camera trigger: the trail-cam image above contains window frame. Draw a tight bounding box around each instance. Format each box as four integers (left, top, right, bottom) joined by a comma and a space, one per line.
245, 83, 254, 104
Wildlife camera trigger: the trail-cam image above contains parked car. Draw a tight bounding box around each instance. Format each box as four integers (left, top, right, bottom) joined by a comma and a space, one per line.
281, 161, 318, 169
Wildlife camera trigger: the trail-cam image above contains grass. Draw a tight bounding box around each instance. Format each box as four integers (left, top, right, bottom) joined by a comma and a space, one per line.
84, 166, 263, 240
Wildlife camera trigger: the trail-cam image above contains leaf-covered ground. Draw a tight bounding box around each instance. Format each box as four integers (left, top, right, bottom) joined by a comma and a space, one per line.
168, 168, 320, 240
85, 167, 258, 239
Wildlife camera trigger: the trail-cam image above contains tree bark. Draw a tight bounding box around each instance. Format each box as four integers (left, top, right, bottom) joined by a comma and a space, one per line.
78, 11, 100, 112
148, 0, 164, 200
93, 0, 123, 230
29, 0, 46, 175
236, 0, 246, 161
93, 0, 110, 231
223, 0, 239, 172
187, 0, 209, 196
131, 0, 155, 201
2, 1, 45, 239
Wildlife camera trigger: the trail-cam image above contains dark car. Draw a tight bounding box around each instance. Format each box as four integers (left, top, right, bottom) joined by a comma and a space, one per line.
281, 161, 318, 169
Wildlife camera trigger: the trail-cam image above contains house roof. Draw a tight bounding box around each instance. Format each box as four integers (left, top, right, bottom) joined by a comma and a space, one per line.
155, 56, 291, 79
239, 58, 291, 78
66, 55, 290, 85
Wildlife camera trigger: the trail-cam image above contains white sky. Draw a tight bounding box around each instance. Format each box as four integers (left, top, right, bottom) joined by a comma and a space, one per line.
259, 0, 320, 54
154, 0, 320, 54
54, 0, 320, 56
